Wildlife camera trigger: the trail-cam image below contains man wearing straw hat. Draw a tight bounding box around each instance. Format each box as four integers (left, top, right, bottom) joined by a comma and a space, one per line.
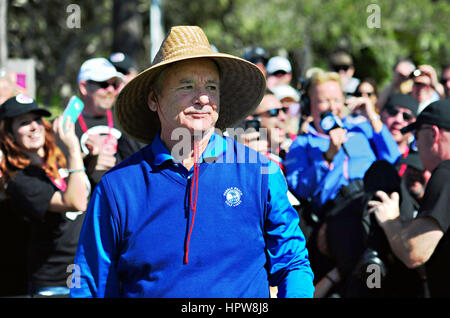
70, 26, 314, 298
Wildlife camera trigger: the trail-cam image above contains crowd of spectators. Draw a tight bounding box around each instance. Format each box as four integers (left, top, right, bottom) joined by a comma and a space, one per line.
0, 38, 449, 298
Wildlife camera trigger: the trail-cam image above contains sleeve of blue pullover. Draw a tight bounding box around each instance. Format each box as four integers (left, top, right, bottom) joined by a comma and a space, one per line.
70, 179, 122, 298
284, 136, 335, 206
264, 161, 315, 298
356, 121, 401, 164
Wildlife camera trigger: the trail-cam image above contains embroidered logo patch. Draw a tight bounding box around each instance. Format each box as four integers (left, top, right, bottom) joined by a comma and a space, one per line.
224, 187, 243, 207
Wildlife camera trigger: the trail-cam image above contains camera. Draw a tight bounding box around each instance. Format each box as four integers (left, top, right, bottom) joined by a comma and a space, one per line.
409, 69, 423, 79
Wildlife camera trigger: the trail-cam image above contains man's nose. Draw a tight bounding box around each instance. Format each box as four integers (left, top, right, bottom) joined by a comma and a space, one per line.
278, 109, 287, 121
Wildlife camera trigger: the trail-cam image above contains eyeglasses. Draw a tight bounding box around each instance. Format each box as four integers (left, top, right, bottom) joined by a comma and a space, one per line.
87, 80, 121, 90
384, 106, 415, 122
332, 65, 350, 72
257, 107, 289, 117
353, 91, 375, 97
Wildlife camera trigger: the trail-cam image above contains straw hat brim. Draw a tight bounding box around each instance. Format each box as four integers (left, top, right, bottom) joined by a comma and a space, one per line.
115, 53, 266, 143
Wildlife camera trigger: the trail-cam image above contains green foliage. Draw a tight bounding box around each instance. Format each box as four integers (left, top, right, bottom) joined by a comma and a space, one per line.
6, 0, 449, 107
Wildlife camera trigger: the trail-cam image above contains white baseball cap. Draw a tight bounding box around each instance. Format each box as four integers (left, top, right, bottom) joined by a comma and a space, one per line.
266, 56, 292, 75
272, 84, 300, 102
77, 57, 124, 83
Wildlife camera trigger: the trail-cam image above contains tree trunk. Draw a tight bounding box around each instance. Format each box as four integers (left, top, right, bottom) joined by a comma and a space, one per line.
112, 0, 143, 65
0, 0, 8, 69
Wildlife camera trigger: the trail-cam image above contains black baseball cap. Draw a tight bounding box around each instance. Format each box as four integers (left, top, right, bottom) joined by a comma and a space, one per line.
243, 46, 269, 65
109, 52, 135, 74
401, 99, 450, 134
0, 94, 51, 122
384, 93, 419, 116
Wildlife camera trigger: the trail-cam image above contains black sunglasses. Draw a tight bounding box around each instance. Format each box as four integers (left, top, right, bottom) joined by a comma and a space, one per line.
87, 80, 121, 89
385, 106, 414, 121
332, 65, 350, 72
271, 70, 288, 77
261, 107, 289, 117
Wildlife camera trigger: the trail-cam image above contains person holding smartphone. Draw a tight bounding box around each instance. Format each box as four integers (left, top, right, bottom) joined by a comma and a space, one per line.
0, 95, 89, 297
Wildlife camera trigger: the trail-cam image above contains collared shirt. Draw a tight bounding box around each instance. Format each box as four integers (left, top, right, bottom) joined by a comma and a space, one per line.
70, 132, 314, 298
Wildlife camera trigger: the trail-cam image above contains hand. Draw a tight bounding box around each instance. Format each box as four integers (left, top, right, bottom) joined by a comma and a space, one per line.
346, 96, 377, 119
367, 191, 400, 225
95, 151, 117, 171
324, 127, 347, 162
393, 62, 415, 86
53, 115, 80, 153
85, 134, 102, 156
241, 131, 269, 153
418, 64, 439, 88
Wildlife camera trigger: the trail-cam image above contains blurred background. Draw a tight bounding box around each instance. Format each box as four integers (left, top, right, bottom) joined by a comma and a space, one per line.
1, 0, 449, 116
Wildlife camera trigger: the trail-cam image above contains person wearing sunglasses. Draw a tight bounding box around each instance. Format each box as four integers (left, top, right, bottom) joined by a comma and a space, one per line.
354, 78, 378, 111
74, 58, 142, 192
244, 92, 291, 166
329, 50, 360, 98
380, 93, 419, 174
265, 56, 293, 91
411, 64, 445, 114
368, 99, 450, 297
284, 71, 400, 289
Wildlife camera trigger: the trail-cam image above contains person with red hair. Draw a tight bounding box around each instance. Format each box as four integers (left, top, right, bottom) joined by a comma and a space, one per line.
0, 94, 89, 297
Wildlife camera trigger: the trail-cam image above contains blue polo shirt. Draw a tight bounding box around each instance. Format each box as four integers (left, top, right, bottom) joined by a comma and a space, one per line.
70, 132, 314, 298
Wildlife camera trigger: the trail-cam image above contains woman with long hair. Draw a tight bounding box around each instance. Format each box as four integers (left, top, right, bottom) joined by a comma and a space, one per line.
0, 94, 89, 297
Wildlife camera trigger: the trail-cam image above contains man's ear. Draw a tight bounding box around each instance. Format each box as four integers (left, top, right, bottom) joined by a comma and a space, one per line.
79, 81, 89, 96
147, 90, 158, 112
431, 125, 440, 144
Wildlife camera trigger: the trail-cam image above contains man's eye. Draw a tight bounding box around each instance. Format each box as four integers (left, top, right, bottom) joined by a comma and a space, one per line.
207, 85, 217, 91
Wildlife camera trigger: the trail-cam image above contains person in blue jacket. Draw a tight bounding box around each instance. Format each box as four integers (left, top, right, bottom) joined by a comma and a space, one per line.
285, 71, 401, 219
284, 71, 400, 289
69, 26, 314, 298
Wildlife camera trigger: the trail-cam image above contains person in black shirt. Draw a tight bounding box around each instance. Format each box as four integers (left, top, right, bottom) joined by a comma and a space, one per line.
368, 99, 450, 297
0, 95, 89, 297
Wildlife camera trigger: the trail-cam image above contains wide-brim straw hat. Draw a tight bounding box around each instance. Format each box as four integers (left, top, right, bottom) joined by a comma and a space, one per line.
115, 25, 266, 143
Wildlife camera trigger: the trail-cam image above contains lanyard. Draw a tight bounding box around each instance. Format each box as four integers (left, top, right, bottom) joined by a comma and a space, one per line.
78, 109, 114, 135
78, 109, 116, 149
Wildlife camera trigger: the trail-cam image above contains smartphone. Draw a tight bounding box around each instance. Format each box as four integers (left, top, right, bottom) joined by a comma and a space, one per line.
63, 96, 84, 127
244, 118, 261, 132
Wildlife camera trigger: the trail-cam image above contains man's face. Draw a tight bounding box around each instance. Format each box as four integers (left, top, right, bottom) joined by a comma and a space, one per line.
403, 166, 431, 201
415, 125, 436, 172
310, 80, 344, 133
149, 58, 220, 135
83, 78, 121, 114
254, 94, 288, 147
381, 105, 415, 144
